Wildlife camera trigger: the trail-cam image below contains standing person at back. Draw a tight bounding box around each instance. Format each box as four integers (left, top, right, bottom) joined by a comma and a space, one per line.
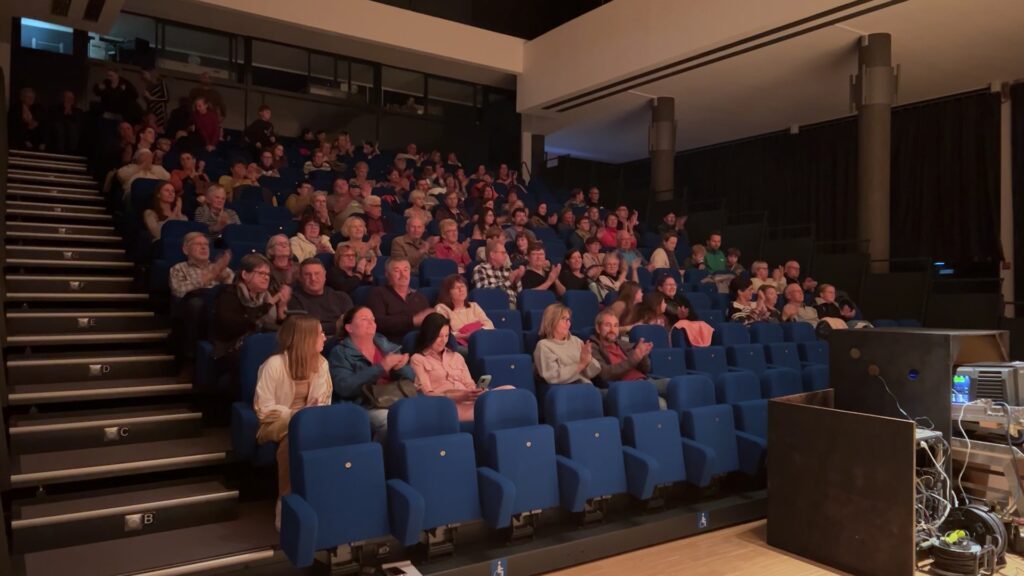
704, 232, 726, 272
244, 104, 276, 154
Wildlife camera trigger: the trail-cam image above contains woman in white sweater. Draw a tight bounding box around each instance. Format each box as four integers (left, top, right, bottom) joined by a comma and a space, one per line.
434, 274, 493, 349
289, 214, 334, 262
253, 314, 331, 528
533, 303, 601, 385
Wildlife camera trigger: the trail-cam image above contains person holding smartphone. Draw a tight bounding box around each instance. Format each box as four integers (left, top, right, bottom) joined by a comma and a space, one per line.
410, 313, 484, 422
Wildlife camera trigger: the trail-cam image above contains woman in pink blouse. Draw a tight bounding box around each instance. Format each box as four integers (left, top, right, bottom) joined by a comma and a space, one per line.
410, 313, 483, 421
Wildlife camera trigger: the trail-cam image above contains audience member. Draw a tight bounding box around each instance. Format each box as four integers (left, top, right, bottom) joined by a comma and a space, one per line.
434, 274, 493, 349
704, 232, 726, 272
140, 67, 169, 131
590, 309, 661, 393
435, 191, 468, 226
581, 236, 605, 278
655, 275, 690, 324
521, 243, 564, 296
784, 260, 818, 294
565, 188, 586, 209
402, 190, 432, 224
534, 304, 601, 386
257, 150, 280, 178
211, 254, 291, 368
411, 313, 484, 422
365, 258, 431, 343
587, 186, 603, 209
362, 196, 386, 237
782, 282, 820, 325
606, 281, 643, 333
169, 232, 234, 378
50, 90, 83, 154
592, 251, 628, 301
326, 178, 354, 219
338, 215, 381, 269
303, 191, 333, 234
633, 292, 671, 333
390, 216, 434, 270
349, 161, 375, 189
682, 244, 707, 270
472, 240, 524, 309
559, 249, 591, 292
648, 232, 680, 271
327, 243, 374, 294
272, 143, 288, 169
303, 149, 332, 175
118, 149, 171, 194
10, 87, 45, 150
328, 307, 413, 439
290, 215, 334, 262
189, 71, 226, 118
503, 208, 537, 244
285, 182, 314, 217
472, 207, 499, 240
218, 161, 255, 202
557, 210, 576, 237
244, 104, 277, 151
728, 276, 771, 325
265, 234, 297, 294
191, 97, 221, 152
815, 284, 858, 327
143, 181, 186, 241
725, 248, 745, 274
615, 231, 645, 270
166, 97, 192, 138
530, 202, 555, 229
657, 211, 687, 236
194, 185, 240, 236
170, 151, 210, 198
509, 233, 531, 269
566, 216, 590, 252
432, 219, 471, 273
289, 258, 353, 336
750, 260, 786, 292
597, 213, 619, 249
93, 68, 139, 121
757, 284, 783, 323
254, 314, 330, 530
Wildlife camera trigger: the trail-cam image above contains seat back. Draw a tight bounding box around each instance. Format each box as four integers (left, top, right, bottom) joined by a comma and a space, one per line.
606, 380, 662, 421
714, 371, 763, 404
874, 319, 897, 327
726, 344, 768, 375
680, 404, 740, 476
544, 383, 603, 429
712, 323, 749, 346
799, 340, 829, 365
648, 348, 687, 378
749, 323, 783, 344
470, 287, 510, 310
475, 388, 539, 444
420, 258, 457, 286
239, 333, 279, 403
520, 289, 557, 312
666, 374, 717, 412
683, 291, 712, 311
557, 416, 627, 500
479, 354, 534, 394
733, 399, 768, 438
468, 329, 523, 363
687, 346, 729, 377
563, 290, 599, 330
629, 325, 669, 349
764, 342, 802, 372
610, 381, 686, 487
486, 309, 523, 333
287, 405, 389, 554
223, 224, 269, 245
782, 322, 815, 342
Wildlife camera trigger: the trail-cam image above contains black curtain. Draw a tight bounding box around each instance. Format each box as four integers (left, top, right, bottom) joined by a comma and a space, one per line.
1013, 83, 1024, 304
674, 119, 859, 242
890, 90, 1001, 261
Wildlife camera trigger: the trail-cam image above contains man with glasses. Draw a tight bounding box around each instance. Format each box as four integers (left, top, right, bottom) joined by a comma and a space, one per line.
472, 239, 525, 309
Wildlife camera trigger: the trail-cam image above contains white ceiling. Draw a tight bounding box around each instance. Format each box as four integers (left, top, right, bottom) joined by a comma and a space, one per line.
544, 0, 1024, 162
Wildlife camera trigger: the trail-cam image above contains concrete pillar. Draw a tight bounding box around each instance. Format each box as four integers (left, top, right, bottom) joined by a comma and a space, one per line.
852, 33, 897, 272
650, 96, 676, 217
0, 5, 12, 100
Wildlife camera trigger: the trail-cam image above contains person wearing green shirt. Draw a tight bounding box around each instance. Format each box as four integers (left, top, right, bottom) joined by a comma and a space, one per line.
704, 232, 726, 272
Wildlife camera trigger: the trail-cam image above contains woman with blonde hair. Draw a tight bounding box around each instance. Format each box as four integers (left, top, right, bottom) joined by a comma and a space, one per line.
253, 314, 330, 529
534, 303, 601, 386
337, 215, 381, 270
404, 189, 433, 223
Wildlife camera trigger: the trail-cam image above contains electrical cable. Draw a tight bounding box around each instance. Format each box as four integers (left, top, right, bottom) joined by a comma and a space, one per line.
957, 401, 973, 506
993, 402, 1024, 517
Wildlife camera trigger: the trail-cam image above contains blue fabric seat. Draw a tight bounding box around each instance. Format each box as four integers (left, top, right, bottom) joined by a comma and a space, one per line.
606, 381, 694, 487
280, 404, 390, 567
682, 292, 712, 311
726, 344, 802, 398
711, 323, 749, 347
469, 329, 523, 377
520, 289, 557, 312
479, 354, 535, 394
629, 324, 670, 349
781, 322, 816, 342
564, 290, 599, 332
486, 309, 523, 332
679, 403, 766, 478
799, 339, 829, 366
420, 258, 458, 287
648, 348, 688, 379
764, 342, 830, 392
665, 374, 718, 413
874, 319, 898, 328
543, 385, 657, 511
686, 346, 750, 384
470, 287, 510, 310
386, 396, 513, 543
230, 333, 279, 466
749, 323, 784, 344
714, 371, 768, 439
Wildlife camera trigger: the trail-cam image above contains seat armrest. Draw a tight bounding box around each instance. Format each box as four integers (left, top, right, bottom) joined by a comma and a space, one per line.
280, 494, 318, 568
477, 467, 516, 529
622, 446, 657, 500
386, 479, 425, 546
555, 455, 590, 513
681, 437, 716, 487
736, 431, 768, 476
230, 402, 258, 461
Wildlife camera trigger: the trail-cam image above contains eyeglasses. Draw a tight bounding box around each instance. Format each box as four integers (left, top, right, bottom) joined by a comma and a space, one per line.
252, 270, 271, 277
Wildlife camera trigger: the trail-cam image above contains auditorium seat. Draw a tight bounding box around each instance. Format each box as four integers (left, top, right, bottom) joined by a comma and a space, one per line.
763, 342, 830, 392
520, 289, 557, 312
564, 290, 599, 333
230, 333, 279, 466
665, 374, 717, 413
469, 329, 523, 376
714, 371, 768, 438
687, 346, 750, 384
712, 323, 748, 347
470, 287, 510, 310
486, 309, 523, 333
897, 319, 922, 327
679, 402, 766, 479
648, 348, 688, 379
479, 354, 535, 394
629, 324, 669, 349
781, 322, 815, 342
726, 344, 802, 398
683, 291, 712, 311
799, 339, 829, 366
280, 404, 391, 568
420, 258, 457, 287
749, 323, 784, 344
386, 396, 513, 545
606, 381, 691, 489
873, 319, 898, 327
543, 385, 656, 512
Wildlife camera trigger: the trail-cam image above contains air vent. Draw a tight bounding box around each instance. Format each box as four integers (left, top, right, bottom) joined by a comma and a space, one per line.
974, 371, 1006, 402
50, 0, 72, 17
83, 0, 106, 22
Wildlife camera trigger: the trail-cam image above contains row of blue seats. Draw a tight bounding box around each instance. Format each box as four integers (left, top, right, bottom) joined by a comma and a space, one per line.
279, 382, 766, 567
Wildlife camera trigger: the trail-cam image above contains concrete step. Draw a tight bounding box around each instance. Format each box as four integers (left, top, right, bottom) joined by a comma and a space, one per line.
10, 149, 88, 163
7, 377, 191, 406
6, 309, 163, 336
11, 479, 238, 554
7, 200, 112, 222
9, 405, 203, 453
9, 428, 230, 487
7, 170, 97, 188
7, 351, 176, 386
6, 221, 121, 243
7, 186, 105, 204
6, 329, 171, 347
9, 157, 90, 172
6, 273, 135, 294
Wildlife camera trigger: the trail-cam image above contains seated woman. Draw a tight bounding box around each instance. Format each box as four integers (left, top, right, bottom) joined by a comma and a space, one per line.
597, 213, 619, 250
434, 274, 493, 350
253, 315, 331, 530
615, 231, 645, 270
667, 293, 715, 347
410, 313, 484, 422
582, 236, 605, 278
327, 243, 375, 294
404, 189, 432, 223
432, 218, 471, 274
471, 207, 499, 241
559, 249, 591, 292
750, 260, 786, 292
509, 233, 531, 269
729, 276, 771, 326
301, 191, 333, 235
193, 184, 239, 237
815, 283, 859, 329
265, 234, 297, 294
328, 306, 414, 440
290, 214, 334, 262
631, 292, 670, 333
606, 281, 643, 335
143, 181, 186, 242
529, 202, 553, 229
338, 215, 381, 271
591, 252, 630, 302
534, 303, 601, 386
648, 232, 680, 271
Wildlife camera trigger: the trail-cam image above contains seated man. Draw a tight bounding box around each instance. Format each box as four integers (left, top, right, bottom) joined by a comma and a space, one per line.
289, 258, 354, 337
471, 239, 525, 309
589, 310, 663, 399
782, 282, 820, 325
390, 216, 435, 271
784, 259, 819, 295
217, 161, 255, 202
168, 232, 233, 379
365, 257, 431, 343
502, 207, 537, 244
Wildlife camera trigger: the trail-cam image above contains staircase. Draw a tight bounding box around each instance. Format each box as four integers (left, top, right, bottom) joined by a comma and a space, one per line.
3, 150, 278, 575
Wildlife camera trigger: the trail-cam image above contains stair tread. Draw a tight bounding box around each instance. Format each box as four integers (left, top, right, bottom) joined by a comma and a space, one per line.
11, 405, 197, 428
20, 502, 275, 576
8, 377, 191, 403
11, 149, 88, 161
8, 349, 175, 364
14, 479, 233, 522
7, 309, 157, 317
7, 330, 172, 344
12, 428, 229, 478
7, 293, 150, 300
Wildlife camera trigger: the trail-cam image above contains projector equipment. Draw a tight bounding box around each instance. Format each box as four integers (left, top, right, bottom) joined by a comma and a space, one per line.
954, 363, 1024, 405
927, 505, 1007, 576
